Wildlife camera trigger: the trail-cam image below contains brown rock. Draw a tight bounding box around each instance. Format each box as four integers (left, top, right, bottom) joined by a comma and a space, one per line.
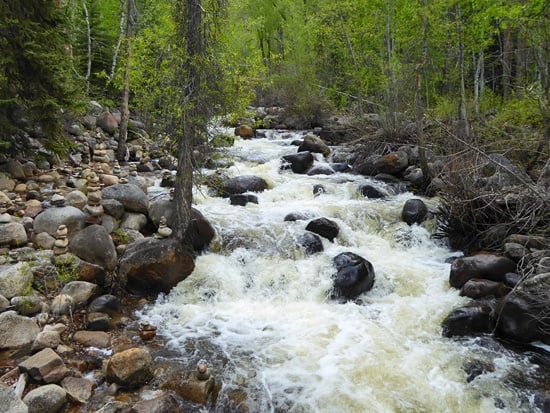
61, 376, 94, 403
18, 347, 68, 383
106, 347, 154, 388
234, 124, 255, 139
73, 331, 111, 348
449, 254, 516, 289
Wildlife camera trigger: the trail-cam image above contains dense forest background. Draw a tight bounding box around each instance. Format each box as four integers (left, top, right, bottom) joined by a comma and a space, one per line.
1, 0, 549, 164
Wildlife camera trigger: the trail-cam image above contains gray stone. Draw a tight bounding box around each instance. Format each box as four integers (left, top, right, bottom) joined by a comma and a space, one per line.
0, 172, 16, 191
65, 190, 88, 210
0, 262, 33, 299
23, 384, 66, 413
120, 212, 148, 231
0, 383, 28, 413
60, 281, 98, 308
61, 376, 94, 404
32, 330, 61, 352
69, 225, 117, 270
101, 199, 125, 219
0, 222, 28, 247
102, 184, 148, 213
19, 347, 68, 383
33, 206, 86, 238
5, 160, 26, 180
11, 295, 43, 316
33, 232, 56, 250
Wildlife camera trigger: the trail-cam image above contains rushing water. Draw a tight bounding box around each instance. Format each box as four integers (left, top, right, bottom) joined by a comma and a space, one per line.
141, 130, 543, 412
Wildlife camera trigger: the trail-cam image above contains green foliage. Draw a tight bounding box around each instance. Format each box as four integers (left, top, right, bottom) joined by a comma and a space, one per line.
492, 97, 545, 129
0, 1, 81, 157
210, 133, 235, 147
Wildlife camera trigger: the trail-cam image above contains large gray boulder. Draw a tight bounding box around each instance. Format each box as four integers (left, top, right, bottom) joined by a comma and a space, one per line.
148, 200, 215, 252
0, 311, 40, 352
33, 206, 86, 238
102, 183, 148, 214
69, 225, 117, 271
298, 133, 330, 157
118, 238, 195, 295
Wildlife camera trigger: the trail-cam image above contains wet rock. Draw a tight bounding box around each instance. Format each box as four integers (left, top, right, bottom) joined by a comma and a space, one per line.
0, 311, 39, 352
298, 133, 330, 157
23, 384, 66, 413
449, 254, 516, 289
307, 165, 335, 175
442, 303, 495, 337
220, 175, 269, 196
230, 194, 259, 206
331, 252, 375, 300
495, 272, 550, 343
0, 222, 28, 247
503, 234, 547, 250
61, 376, 94, 404
69, 225, 117, 271
460, 279, 509, 299
101, 184, 148, 214
313, 184, 326, 196
0, 383, 28, 413
159, 364, 215, 405
60, 281, 98, 308
73, 331, 111, 348
88, 295, 120, 315
299, 231, 324, 255
359, 184, 386, 199
106, 347, 154, 388
131, 392, 184, 413
0, 262, 33, 299
234, 124, 255, 139
305, 217, 339, 242
33, 206, 86, 238
281, 151, 314, 174
503, 242, 529, 262
401, 198, 428, 225
283, 212, 310, 222
19, 347, 68, 383
118, 237, 195, 295
374, 150, 409, 175
87, 312, 111, 331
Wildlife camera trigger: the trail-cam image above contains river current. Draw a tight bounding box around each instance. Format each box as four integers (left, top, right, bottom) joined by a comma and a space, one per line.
141, 129, 542, 412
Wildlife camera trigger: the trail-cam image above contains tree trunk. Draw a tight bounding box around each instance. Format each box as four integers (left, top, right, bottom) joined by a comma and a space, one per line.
456, 5, 470, 143
172, 0, 204, 243
117, 0, 133, 162
502, 26, 512, 100
82, 0, 91, 95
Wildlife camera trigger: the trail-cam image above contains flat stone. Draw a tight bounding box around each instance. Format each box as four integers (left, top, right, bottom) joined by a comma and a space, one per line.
61, 376, 94, 403
19, 348, 68, 383
73, 331, 111, 348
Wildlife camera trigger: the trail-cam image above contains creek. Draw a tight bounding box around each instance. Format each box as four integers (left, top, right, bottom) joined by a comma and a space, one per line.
140, 129, 543, 412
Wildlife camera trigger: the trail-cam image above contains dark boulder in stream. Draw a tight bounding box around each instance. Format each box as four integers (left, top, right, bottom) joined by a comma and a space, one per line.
306, 217, 339, 242
332, 252, 375, 300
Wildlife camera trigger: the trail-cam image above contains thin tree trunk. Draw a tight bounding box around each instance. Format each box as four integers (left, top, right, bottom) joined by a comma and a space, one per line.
338, 7, 363, 114
456, 5, 470, 142
110, 0, 127, 80
117, 0, 133, 162
82, 0, 91, 95
417, 0, 431, 193
502, 26, 512, 100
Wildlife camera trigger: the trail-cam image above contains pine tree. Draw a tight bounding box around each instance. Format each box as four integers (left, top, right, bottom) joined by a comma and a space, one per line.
0, 1, 79, 156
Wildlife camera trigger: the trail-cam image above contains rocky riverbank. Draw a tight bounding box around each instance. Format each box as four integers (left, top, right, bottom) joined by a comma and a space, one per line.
0, 102, 549, 412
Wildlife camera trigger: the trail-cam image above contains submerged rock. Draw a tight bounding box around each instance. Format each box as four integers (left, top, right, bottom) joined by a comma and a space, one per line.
332, 252, 375, 300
